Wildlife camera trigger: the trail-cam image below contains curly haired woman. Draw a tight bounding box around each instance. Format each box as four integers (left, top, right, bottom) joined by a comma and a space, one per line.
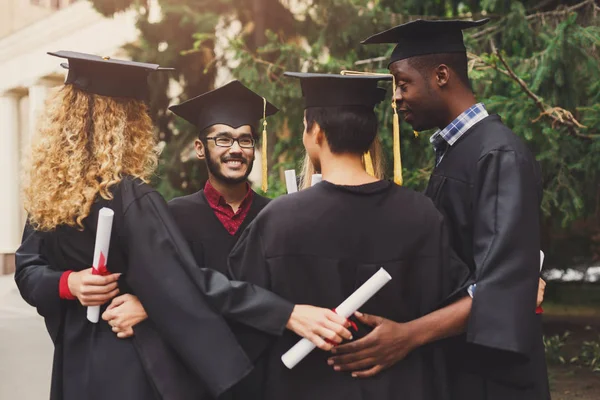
15, 51, 351, 400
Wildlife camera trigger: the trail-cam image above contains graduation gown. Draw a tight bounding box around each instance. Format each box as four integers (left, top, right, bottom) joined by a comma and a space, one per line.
424, 114, 550, 400
168, 189, 271, 275
229, 180, 471, 400
14, 176, 293, 400
168, 189, 272, 400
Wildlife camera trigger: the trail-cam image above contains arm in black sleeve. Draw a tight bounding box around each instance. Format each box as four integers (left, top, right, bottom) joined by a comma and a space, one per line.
467, 150, 541, 356
14, 223, 64, 342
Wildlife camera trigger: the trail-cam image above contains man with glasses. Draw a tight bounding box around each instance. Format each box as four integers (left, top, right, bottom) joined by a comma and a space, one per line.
165, 80, 276, 273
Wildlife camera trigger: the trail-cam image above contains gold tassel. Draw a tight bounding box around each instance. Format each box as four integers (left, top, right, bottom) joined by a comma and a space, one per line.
364, 151, 375, 176
261, 97, 268, 192
413, 130, 419, 138
341, 70, 402, 185
391, 75, 402, 186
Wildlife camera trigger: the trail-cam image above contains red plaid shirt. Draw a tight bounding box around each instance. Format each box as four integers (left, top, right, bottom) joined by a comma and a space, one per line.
204, 180, 254, 235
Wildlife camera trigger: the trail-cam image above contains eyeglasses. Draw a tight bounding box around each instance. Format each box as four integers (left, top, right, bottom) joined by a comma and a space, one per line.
205, 136, 255, 149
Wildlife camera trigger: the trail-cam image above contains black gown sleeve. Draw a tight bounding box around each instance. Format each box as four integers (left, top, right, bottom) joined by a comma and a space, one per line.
227, 218, 294, 334
438, 216, 473, 307
14, 223, 64, 343
121, 191, 292, 395
466, 150, 541, 356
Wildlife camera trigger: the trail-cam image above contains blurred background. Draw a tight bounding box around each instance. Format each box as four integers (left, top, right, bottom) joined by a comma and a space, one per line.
0, 1, 598, 399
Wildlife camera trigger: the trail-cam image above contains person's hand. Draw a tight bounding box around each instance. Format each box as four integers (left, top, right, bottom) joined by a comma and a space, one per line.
101, 294, 148, 339
67, 267, 120, 306
327, 312, 419, 378
537, 278, 546, 308
286, 305, 353, 351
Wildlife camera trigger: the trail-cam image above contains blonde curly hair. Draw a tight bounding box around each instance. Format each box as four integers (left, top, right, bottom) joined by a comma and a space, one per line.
23, 85, 159, 231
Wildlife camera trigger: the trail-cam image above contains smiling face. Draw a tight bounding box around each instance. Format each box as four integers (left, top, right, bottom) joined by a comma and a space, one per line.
389, 58, 445, 132
195, 124, 255, 185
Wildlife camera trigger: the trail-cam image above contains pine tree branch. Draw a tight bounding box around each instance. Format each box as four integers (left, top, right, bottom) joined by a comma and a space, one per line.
493, 51, 547, 114
525, 0, 597, 20
469, 51, 599, 139
471, 0, 597, 40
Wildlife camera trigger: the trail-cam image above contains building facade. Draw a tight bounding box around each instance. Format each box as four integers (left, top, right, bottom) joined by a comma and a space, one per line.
0, 0, 139, 274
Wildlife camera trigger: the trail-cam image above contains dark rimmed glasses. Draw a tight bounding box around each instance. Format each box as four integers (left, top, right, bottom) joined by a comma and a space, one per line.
205, 136, 255, 148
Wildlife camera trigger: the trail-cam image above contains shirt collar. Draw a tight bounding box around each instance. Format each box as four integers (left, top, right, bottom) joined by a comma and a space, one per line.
430, 103, 488, 148
204, 180, 253, 210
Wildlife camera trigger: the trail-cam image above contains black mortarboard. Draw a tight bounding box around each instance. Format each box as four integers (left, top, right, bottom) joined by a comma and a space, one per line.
361, 19, 490, 65
48, 50, 173, 100
168, 80, 279, 132
283, 72, 391, 109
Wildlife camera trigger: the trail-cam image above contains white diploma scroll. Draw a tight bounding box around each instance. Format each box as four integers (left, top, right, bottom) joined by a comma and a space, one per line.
87, 207, 115, 323
540, 250, 545, 272
281, 267, 392, 369
311, 174, 322, 186
285, 169, 298, 194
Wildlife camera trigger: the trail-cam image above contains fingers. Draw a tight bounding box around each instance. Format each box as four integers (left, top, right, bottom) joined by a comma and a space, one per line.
354, 312, 384, 327
81, 272, 121, 287
324, 310, 350, 327
117, 328, 134, 339
101, 309, 114, 321
307, 333, 334, 351
107, 294, 129, 310
80, 281, 119, 296
313, 325, 346, 345
323, 319, 353, 341
331, 356, 378, 372
79, 288, 120, 306
350, 364, 384, 378
330, 335, 374, 355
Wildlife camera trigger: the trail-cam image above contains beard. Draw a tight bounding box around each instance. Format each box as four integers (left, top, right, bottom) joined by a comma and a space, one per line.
205, 151, 254, 185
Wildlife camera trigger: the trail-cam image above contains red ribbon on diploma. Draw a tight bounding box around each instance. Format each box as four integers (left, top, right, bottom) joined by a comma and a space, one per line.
325, 308, 358, 346
536, 306, 543, 314
92, 252, 109, 276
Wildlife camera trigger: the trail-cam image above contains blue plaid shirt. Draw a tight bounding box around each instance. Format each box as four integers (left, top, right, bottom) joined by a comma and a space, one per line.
430, 103, 488, 298
430, 103, 488, 165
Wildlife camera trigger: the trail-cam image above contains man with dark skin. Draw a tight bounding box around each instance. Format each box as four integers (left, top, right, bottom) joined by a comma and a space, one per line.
329, 19, 549, 400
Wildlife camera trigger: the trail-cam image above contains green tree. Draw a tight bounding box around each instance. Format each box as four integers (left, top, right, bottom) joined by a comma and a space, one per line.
88, 0, 600, 264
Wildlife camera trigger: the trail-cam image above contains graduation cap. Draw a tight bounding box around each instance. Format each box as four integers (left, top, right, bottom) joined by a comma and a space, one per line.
169, 80, 279, 192
284, 71, 404, 185
361, 19, 490, 65
283, 72, 390, 109
48, 50, 173, 101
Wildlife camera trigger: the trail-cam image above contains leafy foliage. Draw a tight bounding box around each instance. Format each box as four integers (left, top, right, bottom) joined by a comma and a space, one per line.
88, 0, 600, 263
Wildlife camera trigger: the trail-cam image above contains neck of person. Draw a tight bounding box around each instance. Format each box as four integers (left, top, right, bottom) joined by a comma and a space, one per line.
208, 175, 249, 213
320, 151, 378, 186
439, 90, 478, 129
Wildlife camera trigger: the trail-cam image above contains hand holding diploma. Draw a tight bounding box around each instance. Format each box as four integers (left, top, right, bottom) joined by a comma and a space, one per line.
285, 305, 353, 352
282, 268, 392, 369
67, 268, 121, 307
87, 208, 115, 323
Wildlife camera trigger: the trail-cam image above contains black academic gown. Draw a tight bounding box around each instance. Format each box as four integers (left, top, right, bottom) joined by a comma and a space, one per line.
14, 177, 293, 400
229, 180, 471, 400
424, 114, 550, 400
168, 189, 271, 400
168, 189, 271, 276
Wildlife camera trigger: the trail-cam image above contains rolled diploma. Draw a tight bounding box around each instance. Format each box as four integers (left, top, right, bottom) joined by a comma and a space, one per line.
311, 174, 322, 186
87, 207, 115, 323
281, 267, 392, 369
285, 169, 298, 194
